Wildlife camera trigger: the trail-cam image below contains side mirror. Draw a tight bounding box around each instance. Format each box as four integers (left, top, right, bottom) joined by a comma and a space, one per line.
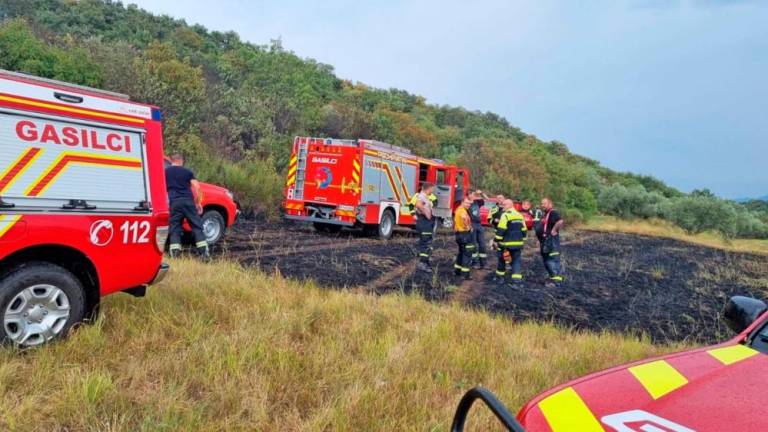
724, 296, 767, 334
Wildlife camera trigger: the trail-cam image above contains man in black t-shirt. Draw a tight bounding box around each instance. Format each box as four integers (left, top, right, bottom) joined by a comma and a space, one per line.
538, 197, 564, 287
165, 154, 208, 258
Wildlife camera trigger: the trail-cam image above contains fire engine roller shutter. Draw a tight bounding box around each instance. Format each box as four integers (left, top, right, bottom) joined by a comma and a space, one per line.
0, 109, 148, 212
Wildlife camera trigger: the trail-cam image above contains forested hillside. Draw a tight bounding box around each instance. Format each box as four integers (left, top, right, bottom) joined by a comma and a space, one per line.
1, 0, 765, 237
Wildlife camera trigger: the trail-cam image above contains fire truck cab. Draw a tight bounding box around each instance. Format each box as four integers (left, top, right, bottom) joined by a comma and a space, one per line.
0, 70, 169, 347
283, 137, 470, 239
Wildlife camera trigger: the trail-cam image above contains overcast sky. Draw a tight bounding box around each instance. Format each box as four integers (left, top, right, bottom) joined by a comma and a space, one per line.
129, 0, 767, 198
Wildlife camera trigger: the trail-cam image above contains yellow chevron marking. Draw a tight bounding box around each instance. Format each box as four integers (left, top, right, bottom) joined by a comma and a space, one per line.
708, 345, 759, 365
288, 164, 297, 177
539, 387, 603, 432
0, 214, 22, 238
628, 360, 688, 399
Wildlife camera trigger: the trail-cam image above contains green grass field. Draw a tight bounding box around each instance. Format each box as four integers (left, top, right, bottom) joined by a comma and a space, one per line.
0, 259, 683, 431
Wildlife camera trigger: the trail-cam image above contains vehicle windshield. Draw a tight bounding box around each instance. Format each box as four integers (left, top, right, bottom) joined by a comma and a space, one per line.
749, 319, 768, 354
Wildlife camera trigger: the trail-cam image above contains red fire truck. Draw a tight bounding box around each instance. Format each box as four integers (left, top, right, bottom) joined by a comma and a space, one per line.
283, 137, 471, 239
0, 70, 169, 346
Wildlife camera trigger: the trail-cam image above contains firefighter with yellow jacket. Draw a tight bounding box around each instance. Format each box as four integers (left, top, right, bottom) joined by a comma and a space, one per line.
494, 198, 527, 286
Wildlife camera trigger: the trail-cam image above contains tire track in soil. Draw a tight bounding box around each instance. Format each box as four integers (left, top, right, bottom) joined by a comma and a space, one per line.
219, 220, 768, 344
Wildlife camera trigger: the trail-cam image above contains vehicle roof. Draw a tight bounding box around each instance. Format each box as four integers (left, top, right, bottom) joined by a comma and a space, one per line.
0, 69, 159, 121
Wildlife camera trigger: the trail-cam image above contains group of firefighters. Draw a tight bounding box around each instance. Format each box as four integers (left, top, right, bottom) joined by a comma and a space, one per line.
412, 182, 564, 288
165, 154, 563, 288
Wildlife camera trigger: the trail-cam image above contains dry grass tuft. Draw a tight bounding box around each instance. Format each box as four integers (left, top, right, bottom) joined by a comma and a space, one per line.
580, 216, 768, 255
0, 259, 682, 431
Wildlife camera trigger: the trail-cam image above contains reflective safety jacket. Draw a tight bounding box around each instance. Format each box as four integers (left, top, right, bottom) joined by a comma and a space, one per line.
408, 193, 438, 215
495, 209, 527, 249
487, 204, 503, 228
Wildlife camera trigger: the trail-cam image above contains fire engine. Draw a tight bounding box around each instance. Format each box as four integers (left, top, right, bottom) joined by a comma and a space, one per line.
283, 137, 471, 239
0, 70, 169, 346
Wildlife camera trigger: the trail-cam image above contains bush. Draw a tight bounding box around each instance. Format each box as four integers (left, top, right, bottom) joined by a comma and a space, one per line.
668, 196, 738, 237
597, 184, 668, 219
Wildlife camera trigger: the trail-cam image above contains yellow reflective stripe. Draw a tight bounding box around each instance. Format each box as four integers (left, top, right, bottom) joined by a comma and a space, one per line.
0, 94, 144, 124
0, 214, 22, 238
628, 360, 688, 399
195, 241, 208, 248
511, 274, 522, 279
538, 387, 603, 432
500, 241, 524, 246
707, 345, 759, 365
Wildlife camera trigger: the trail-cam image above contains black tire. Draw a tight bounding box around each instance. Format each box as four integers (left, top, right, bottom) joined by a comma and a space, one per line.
0, 262, 86, 347
378, 209, 395, 240
202, 210, 227, 245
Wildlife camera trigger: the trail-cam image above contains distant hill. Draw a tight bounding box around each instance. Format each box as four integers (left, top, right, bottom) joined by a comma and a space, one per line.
1, 0, 766, 238
736, 196, 768, 203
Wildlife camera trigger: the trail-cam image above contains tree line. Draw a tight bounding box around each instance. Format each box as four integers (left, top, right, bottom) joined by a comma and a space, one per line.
1, 0, 765, 238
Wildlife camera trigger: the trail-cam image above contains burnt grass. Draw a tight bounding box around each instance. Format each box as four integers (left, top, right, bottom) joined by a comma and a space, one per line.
215, 220, 768, 345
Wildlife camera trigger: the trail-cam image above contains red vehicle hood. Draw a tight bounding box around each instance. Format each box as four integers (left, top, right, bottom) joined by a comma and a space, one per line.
519, 343, 767, 431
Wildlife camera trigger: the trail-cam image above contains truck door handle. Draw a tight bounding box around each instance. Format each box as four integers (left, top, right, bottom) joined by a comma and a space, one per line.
0, 198, 15, 209
62, 199, 96, 210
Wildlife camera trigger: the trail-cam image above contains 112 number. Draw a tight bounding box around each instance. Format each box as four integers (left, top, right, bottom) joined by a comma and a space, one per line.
120, 220, 150, 244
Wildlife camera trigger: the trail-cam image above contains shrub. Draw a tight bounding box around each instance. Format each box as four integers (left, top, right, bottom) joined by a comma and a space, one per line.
597, 184, 668, 219
667, 196, 737, 237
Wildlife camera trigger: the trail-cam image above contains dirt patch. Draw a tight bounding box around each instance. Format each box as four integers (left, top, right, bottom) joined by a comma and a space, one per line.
216, 221, 768, 344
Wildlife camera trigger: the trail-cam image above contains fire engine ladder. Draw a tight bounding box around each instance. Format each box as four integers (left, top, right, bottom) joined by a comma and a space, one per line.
293, 142, 309, 200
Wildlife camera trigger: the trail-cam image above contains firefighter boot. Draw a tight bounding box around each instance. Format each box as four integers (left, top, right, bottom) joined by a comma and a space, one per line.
169, 244, 182, 259
196, 244, 211, 261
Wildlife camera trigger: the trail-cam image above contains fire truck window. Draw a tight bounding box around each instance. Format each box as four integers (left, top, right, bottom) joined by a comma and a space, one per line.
436, 169, 446, 185
419, 164, 428, 183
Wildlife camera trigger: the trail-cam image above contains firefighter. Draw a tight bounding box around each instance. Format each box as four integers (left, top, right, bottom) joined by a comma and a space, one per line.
165, 154, 208, 258
537, 197, 564, 288
494, 198, 527, 286
414, 182, 436, 273
520, 199, 535, 231
453, 197, 474, 280
469, 189, 489, 268
487, 194, 505, 281
486, 194, 505, 228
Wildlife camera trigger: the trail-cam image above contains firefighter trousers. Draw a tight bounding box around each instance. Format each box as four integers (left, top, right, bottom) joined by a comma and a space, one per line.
471, 223, 487, 264
454, 231, 473, 277
540, 234, 563, 284
169, 198, 207, 251
496, 247, 522, 282
416, 216, 435, 265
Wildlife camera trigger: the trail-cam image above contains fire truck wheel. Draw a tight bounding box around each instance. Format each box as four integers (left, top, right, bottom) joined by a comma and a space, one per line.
378, 209, 395, 240
202, 210, 226, 245
0, 262, 85, 347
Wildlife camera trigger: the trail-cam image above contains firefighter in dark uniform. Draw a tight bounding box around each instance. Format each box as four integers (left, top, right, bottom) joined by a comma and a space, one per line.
165, 154, 209, 258
537, 197, 564, 287
469, 190, 488, 268
453, 197, 474, 280
487, 194, 505, 281
414, 182, 436, 273
494, 199, 527, 286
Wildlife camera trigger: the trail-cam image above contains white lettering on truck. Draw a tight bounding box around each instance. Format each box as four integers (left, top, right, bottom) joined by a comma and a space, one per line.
15, 120, 133, 153
312, 157, 337, 164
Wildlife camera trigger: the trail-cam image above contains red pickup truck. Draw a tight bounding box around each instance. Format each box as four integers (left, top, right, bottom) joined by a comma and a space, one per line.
163, 158, 239, 245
